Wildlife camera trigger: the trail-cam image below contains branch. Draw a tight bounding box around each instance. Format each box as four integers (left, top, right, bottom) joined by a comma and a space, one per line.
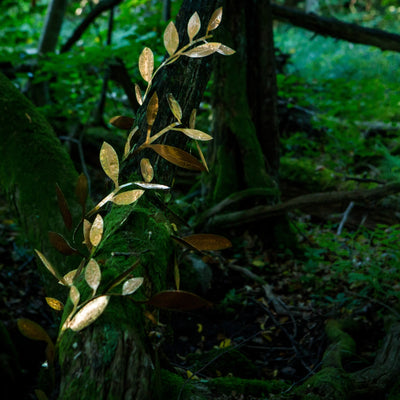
271, 3, 400, 52
206, 181, 400, 229
60, 0, 123, 53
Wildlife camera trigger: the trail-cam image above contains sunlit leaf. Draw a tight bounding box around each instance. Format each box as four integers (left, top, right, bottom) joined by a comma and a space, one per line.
183, 42, 221, 58
75, 173, 88, 212
100, 142, 119, 188
139, 47, 154, 83
48, 231, 78, 255
85, 259, 101, 293
216, 44, 236, 55
17, 318, 52, 343
189, 109, 197, 129
133, 182, 170, 190
207, 7, 223, 33
163, 21, 179, 56
69, 285, 80, 307
146, 92, 158, 127
123, 126, 139, 161
135, 83, 143, 105
122, 277, 144, 295
148, 144, 206, 171
45, 297, 64, 311
147, 290, 211, 311
181, 234, 232, 251
90, 214, 104, 247
195, 141, 209, 172
35, 250, 65, 284
167, 93, 182, 122
111, 189, 145, 205
102, 260, 140, 293
109, 115, 135, 130
187, 12, 201, 42
173, 128, 213, 141
83, 219, 92, 251
56, 184, 72, 231
68, 295, 110, 332
140, 158, 154, 183
86, 192, 114, 217
62, 269, 78, 286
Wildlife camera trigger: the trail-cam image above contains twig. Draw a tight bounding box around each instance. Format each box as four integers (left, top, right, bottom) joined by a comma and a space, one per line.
337, 201, 354, 235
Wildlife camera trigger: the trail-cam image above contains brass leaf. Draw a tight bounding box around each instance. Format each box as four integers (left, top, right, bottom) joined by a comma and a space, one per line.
111, 189, 145, 205
207, 7, 223, 32
189, 109, 197, 129
183, 42, 221, 58
148, 144, 206, 171
68, 295, 110, 332
17, 318, 52, 343
62, 269, 78, 286
140, 158, 154, 183
45, 297, 64, 311
109, 115, 135, 130
135, 83, 143, 105
146, 92, 159, 127
167, 93, 182, 122
133, 182, 170, 190
89, 214, 104, 247
139, 47, 154, 83
75, 173, 88, 212
83, 219, 92, 251
196, 141, 209, 172
173, 128, 213, 141
100, 142, 119, 188
48, 231, 78, 255
217, 44, 236, 55
85, 259, 101, 293
69, 285, 80, 306
147, 290, 211, 311
56, 184, 72, 231
182, 234, 232, 251
163, 21, 179, 56
122, 277, 144, 295
187, 12, 201, 42
123, 126, 139, 161
35, 250, 65, 284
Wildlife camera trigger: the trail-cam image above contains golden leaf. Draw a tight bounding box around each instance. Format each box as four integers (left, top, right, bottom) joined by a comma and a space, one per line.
68, 295, 110, 332
173, 128, 213, 141
196, 141, 209, 172
163, 21, 179, 56
189, 109, 197, 129
48, 231, 78, 255
17, 318, 52, 343
217, 44, 236, 55
133, 182, 170, 190
100, 142, 119, 188
140, 158, 154, 182
75, 173, 88, 212
182, 234, 232, 251
135, 83, 143, 105
56, 184, 72, 231
62, 269, 78, 286
167, 93, 182, 122
69, 285, 80, 306
109, 115, 135, 130
146, 92, 159, 127
139, 47, 154, 83
207, 7, 223, 33
45, 297, 64, 311
90, 214, 104, 247
148, 144, 206, 171
83, 219, 92, 251
123, 126, 139, 161
187, 12, 201, 42
85, 259, 101, 293
183, 42, 221, 58
111, 189, 145, 205
35, 250, 65, 284
122, 277, 144, 295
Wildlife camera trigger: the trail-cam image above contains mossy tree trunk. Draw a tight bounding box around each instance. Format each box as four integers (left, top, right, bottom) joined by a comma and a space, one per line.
209, 0, 279, 204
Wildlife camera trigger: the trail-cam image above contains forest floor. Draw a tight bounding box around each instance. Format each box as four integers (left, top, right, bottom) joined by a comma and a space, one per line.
0, 193, 391, 400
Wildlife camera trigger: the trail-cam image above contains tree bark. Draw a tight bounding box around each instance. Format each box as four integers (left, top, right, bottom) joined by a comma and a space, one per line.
271, 3, 400, 52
